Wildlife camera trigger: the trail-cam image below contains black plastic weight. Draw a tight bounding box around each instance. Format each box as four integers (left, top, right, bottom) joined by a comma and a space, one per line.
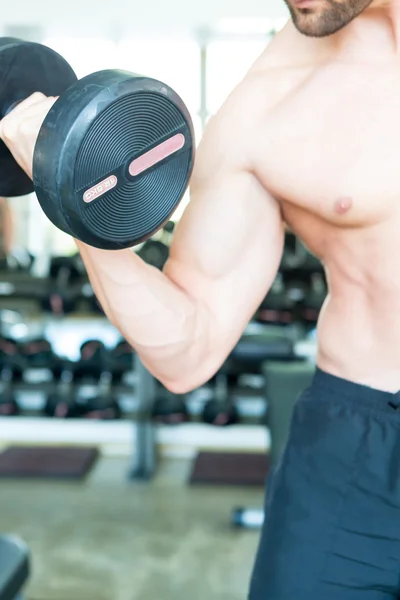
0, 38, 195, 250
0, 38, 78, 197
33, 70, 195, 249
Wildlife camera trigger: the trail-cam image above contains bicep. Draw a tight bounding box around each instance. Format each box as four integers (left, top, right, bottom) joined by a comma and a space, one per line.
165, 170, 284, 357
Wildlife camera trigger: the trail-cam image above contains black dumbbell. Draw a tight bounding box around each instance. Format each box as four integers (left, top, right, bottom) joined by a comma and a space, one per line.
0, 336, 25, 381
42, 255, 82, 315
0, 367, 19, 416
44, 366, 82, 418
0, 38, 195, 250
137, 220, 176, 270
152, 388, 189, 425
73, 339, 107, 382
20, 338, 54, 369
0, 247, 34, 273
109, 339, 134, 383
202, 373, 239, 427
302, 273, 327, 324
137, 239, 169, 270
258, 273, 294, 325
79, 371, 121, 421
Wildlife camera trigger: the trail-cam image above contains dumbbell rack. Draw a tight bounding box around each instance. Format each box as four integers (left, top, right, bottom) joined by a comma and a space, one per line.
0, 268, 319, 483
0, 268, 158, 480
129, 355, 157, 480
0, 354, 160, 481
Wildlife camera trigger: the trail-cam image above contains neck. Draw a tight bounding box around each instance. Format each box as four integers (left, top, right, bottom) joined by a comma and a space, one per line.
328, 1, 400, 62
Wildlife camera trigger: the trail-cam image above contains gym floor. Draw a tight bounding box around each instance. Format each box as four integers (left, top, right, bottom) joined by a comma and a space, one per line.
0, 455, 263, 600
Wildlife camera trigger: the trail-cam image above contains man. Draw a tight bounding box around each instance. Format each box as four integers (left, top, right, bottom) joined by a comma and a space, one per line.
1, 0, 400, 596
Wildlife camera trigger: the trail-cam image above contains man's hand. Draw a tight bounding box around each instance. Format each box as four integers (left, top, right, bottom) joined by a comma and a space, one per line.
0, 93, 58, 180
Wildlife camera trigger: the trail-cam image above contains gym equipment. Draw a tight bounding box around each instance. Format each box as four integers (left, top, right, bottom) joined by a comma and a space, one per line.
202, 373, 239, 427
137, 220, 176, 269
42, 255, 82, 315
21, 338, 66, 387
129, 355, 157, 480
265, 360, 315, 464
163, 220, 175, 235
20, 337, 64, 380
232, 360, 315, 529
73, 339, 107, 381
232, 508, 265, 529
0, 369, 18, 416
258, 273, 294, 325
152, 388, 188, 425
299, 242, 324, 273
0, 337, 24, 380
302, 272, 327, 324
0, 535, 30, 600
137, 239, 169, 270
0, 247, 34, 273
0, 310, 24, 339
44, 367, 81, 418
20, 338, 54, 369
49, 255, 83, 283
280, 231, 302, 271
0, 38, 195, 250
110, 339, 134, 382
80, 371, 121, 420
89, 294, 104, 315
0, 38, 78, 197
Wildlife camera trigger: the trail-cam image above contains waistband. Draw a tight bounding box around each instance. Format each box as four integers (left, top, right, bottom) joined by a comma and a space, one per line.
312, 367, 400, 412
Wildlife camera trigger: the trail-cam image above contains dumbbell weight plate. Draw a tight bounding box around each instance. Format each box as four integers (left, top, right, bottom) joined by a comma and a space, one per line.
0, 393, 19, 416
202, 399, 239, 427
33, 70, 195, 250
0, 38, 78, 197
137, 239, 169, 270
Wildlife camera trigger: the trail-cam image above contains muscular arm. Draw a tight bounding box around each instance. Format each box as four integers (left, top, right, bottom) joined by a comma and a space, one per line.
0, 81, 284, 393
78, 108, 284, 392
79, 181, 283, 392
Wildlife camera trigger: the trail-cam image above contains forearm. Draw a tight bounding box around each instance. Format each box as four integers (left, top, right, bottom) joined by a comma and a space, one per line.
76, 241, 210, 392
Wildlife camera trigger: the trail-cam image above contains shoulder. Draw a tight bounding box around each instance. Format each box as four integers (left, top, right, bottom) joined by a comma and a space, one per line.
191, 23, 324, 186
192, 69, 278, 185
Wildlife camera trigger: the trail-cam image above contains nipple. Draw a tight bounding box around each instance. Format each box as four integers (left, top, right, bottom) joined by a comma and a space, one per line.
334, 196, 353, 215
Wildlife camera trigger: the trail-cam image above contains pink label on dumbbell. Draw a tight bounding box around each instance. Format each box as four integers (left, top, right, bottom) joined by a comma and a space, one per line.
83, 175, 118, 203
129, 133, 185, 177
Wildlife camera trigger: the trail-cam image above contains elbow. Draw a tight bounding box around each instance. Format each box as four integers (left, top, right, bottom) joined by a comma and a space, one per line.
160, 361, 220, 395
162, 377, 202, 396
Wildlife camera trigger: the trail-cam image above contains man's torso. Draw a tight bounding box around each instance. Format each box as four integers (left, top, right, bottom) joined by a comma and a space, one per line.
233, 22, 400, 391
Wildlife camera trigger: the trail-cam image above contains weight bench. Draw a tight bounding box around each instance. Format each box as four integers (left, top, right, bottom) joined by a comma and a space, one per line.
232, 359, 315, 528
0, 536, 30, 600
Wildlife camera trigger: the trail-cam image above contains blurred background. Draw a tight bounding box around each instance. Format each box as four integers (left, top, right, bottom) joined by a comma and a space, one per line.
0, 3, 327, 600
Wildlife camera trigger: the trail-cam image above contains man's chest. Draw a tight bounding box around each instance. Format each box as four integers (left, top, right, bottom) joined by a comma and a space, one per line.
254, 64, 400, 226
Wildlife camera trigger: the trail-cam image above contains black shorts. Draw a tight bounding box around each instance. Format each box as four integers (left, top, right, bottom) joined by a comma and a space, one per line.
249, 368, 400, 600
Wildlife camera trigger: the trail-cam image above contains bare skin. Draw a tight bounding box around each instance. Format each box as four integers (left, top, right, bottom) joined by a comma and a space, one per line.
1, 0, 399, 393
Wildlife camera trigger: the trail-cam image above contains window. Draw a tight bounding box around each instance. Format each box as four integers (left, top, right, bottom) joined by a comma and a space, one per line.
206, 40, 267, 115
44, 38, 119, 79
116, 39, 200, 118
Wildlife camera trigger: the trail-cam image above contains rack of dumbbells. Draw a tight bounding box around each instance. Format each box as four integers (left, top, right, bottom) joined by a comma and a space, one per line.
0, 226, 322, 481
0, 224, 180, 480
254, 231, 327, 333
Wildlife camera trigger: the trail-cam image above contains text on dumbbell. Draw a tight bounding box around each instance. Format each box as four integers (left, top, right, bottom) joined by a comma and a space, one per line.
83, 175, 118, 203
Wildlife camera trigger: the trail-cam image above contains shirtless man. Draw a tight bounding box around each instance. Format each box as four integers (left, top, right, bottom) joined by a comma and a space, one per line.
1, 0, 400, 596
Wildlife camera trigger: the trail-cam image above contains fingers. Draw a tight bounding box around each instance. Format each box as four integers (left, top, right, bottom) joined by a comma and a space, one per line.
0, 95, 57, 142
7, 92, 48, 116
0, 92, 59, 180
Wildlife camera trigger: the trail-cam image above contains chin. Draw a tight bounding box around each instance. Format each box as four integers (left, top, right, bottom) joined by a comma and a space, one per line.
293, 16, 349, 37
